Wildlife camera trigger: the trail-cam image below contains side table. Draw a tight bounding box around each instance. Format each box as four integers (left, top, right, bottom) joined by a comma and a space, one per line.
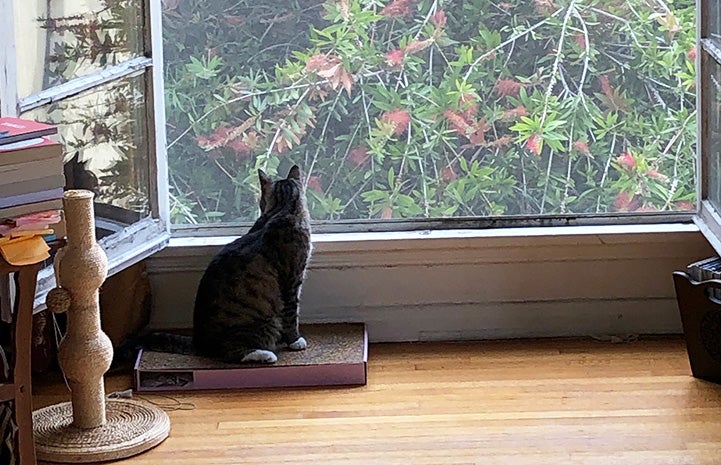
0, 256, 41, 465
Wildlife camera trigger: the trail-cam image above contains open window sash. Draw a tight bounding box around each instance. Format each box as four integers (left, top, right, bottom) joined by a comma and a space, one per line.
695, 0, 721, 254
0, 0, 170, 306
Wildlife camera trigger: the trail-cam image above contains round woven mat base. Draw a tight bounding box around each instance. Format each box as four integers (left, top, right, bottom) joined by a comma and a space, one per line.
33, 399, 170, 463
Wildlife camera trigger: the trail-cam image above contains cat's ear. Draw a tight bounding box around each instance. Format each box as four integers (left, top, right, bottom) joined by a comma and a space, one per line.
258, 169, 272, 188
286, 165, 301, 181
258, 169, 273, 212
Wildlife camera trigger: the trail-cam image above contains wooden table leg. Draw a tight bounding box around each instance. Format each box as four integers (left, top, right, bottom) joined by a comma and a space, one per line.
14, 263, 40, 465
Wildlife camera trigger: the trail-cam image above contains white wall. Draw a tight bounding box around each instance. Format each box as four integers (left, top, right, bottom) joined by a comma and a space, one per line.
145, 225, 715, 342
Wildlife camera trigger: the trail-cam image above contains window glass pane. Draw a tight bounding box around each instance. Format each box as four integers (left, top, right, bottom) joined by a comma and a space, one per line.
164, 0, 697, 225
13, 0, 144, 98
707, 0, 721, 41
22, 75, 150, 230
707, 54, 721, 209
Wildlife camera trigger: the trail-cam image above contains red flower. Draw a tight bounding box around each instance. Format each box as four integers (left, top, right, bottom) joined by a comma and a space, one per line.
494, 78, 523, 98
500, 106, 528, 121
573, 34, 586, 50
572, 140, 590, 156
490, 135, 514, 147
687, 46, 697, 61
195, 134, 214, 148
440, 166, 457, 183
646, 168, 668, 181
599, 74, 614, 98
403, 38, 433, 55
467, 119, 489, 146
380, 0, 416, 18
616, 152, 636, 171
444, 110, 472, 135
306, 54, 330, 72
444, 108, 489, 147
227, 139, 252, 157
385, 49, 405, 67
305, 53, 353, 94
195, 120, 258, 156
223, 15, 246, 26
381, 109, 411, 136
534, 0, 555, 14
526, 134, 543, 155
348, 146, 370, 167
614, 192, 640, 212
674, 201, 695, 211
431, 10, 447, 28
459, 93, 478, 121
306, 175, 323, 194
195, 124, 233, 150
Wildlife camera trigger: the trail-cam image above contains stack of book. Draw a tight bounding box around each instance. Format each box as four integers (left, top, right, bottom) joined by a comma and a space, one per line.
0, 117, 65, 244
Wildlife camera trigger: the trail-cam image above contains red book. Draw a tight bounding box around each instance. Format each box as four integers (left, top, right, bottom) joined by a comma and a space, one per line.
0, 117, 57, 146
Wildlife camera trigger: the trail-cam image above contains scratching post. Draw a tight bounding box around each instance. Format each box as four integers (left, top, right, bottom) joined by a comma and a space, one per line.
56, 189, 112, 428
33, 190, 169, 463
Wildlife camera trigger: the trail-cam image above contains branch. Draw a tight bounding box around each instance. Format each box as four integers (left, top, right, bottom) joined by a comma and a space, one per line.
540, 148, 555, 214
560, 121, 575, 213
168, 71, 385, 150
541, 0, 576, 126
462, 8, 564, 82
596, 134, 617, 213
572, 7, 591, 112
261, 87, 313, 171
305, 90, 344, 190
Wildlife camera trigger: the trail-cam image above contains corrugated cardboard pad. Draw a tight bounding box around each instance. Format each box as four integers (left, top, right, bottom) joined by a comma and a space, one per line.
134, 323, 367, 392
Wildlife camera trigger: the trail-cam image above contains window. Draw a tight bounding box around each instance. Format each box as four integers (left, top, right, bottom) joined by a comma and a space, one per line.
163, 0, 696, 234
1, 0, 169, 290
696, 0, 721, 254
1, 0, 713, 336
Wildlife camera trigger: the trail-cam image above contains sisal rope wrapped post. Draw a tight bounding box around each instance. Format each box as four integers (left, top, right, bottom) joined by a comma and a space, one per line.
35, 190, 170, 463
55, 190, 112, 428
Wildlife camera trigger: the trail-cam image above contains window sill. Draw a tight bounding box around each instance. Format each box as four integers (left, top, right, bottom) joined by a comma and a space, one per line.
166, 221, 701, 251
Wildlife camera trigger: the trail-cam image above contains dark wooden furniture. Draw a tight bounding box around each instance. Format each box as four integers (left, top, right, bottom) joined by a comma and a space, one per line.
672, 271, 721, 384
0, 256, 40, 465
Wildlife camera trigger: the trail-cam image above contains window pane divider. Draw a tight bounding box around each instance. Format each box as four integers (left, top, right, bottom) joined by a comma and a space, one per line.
695, 200, 721, 255
145, 0, 170, 228
19, 56, 152, 113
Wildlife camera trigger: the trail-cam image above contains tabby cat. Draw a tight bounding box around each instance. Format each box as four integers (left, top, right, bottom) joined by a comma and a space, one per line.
192, 165, 312, 364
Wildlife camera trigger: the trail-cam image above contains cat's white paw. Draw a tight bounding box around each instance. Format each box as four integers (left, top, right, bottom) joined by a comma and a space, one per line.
242, 349, 278, 364
288, 337, 307, 351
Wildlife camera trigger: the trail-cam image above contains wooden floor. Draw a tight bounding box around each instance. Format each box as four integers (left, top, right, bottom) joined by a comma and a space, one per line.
32, 337, 721, 465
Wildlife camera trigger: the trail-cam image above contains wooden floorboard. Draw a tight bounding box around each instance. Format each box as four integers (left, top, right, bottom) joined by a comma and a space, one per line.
32, 337, 721, 465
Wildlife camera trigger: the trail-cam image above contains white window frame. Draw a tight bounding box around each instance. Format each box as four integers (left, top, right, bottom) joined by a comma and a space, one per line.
147, 0, 713, 340
0, 0, 170, 306
694, 0, 721, 256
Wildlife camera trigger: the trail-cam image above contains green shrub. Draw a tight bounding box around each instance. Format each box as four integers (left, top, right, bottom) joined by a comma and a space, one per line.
162, 0, 697, 223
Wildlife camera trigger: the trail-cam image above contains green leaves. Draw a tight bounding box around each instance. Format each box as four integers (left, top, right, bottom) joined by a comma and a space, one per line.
161, 0, 697, 224
185, 55, 225, 80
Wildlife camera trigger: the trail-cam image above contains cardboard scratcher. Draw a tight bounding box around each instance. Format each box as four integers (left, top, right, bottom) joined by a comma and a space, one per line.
133, 323, 367, 392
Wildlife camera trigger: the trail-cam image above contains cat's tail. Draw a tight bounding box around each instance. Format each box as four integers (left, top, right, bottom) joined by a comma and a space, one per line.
138, 332, 195, 355
111, 332, 195, 370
